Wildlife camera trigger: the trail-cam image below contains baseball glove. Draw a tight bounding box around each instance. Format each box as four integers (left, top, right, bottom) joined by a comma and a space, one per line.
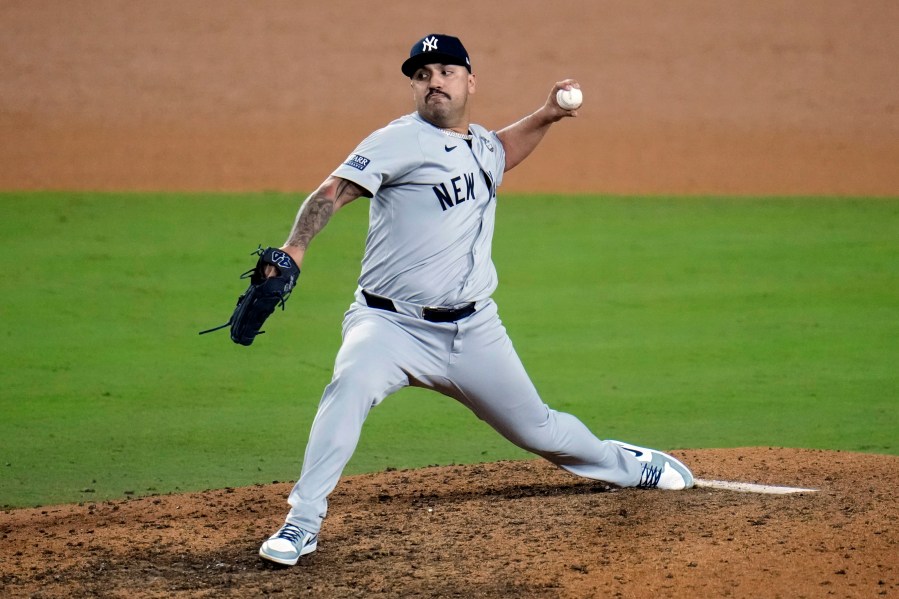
200, 246, 301, 346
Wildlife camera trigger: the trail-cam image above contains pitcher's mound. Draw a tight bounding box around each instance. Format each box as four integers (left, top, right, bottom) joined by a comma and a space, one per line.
1, 448, 896, 598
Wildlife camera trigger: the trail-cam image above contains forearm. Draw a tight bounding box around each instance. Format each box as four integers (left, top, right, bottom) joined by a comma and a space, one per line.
282, 177, 362, 268
496, 108, 557, 172
282, 192, 334, 268
496, 79, 580, 172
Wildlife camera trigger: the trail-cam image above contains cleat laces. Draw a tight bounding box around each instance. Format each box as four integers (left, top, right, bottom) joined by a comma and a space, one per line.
275, 523, 305, 545
637, 463, 663, 488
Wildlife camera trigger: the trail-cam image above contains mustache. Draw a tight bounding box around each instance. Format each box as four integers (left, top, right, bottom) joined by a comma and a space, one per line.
426, 90, 450, 101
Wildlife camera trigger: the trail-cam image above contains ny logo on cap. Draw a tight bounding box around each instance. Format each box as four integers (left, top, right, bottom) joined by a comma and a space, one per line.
422, 36, 439, 52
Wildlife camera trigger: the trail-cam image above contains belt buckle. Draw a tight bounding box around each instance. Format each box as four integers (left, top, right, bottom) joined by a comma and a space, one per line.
422, 305, 450, 322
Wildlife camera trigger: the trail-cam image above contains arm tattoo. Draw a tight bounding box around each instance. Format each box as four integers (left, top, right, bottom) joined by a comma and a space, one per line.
284, 190, 335, 250
284, 179, 361, 249
334, 178, 363, 205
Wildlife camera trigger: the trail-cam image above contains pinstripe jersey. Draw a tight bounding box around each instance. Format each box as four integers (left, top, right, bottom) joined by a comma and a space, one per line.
331, 112, 506, 307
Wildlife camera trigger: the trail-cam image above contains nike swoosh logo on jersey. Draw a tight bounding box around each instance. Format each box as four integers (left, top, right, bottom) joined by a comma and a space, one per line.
444, 145, 457, 152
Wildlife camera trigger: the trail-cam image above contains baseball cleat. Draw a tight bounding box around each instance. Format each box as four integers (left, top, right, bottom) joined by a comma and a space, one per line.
259, 523, 318, 566
610, 440, 695, 490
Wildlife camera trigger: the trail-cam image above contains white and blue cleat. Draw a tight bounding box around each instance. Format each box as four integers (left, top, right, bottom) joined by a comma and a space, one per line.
259, 523, 318, 566
610, 440, 695, 490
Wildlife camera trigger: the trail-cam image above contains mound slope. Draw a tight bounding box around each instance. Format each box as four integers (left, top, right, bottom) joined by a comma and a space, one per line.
1, 448, 896, 598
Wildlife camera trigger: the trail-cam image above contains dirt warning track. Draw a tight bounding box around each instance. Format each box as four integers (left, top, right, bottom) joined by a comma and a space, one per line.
1, 1, 897, 196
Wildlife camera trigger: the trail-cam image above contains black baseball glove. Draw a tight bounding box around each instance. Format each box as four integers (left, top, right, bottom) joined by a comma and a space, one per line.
200, 246, 301, 346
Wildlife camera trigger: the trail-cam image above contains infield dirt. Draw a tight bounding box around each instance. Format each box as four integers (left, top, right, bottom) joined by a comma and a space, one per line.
1, 1, 897, 597
2, 449, 898, 598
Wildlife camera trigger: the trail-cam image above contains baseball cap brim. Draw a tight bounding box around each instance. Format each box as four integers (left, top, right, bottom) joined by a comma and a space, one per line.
401, 53, 471, 77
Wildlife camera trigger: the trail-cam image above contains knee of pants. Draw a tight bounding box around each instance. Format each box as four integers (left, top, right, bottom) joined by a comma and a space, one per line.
326, 363, 407, 410
509, 430, 563, 458
307, 372, 404, 458
489, 406, 559, 454
496, 408, 587, 459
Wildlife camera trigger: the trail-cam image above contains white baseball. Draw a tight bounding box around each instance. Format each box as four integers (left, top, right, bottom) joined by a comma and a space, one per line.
556, 87, 583, 110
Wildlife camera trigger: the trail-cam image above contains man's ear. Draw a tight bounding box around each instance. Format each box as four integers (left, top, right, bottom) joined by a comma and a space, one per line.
468, 73, 477, 94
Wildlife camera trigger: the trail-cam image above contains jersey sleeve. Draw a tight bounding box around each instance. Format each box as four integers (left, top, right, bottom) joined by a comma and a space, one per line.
486, 129, 506, 189
331, 120, 422, 197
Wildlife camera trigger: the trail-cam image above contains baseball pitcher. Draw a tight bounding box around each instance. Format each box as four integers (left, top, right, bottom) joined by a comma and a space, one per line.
247, 34, 694, 566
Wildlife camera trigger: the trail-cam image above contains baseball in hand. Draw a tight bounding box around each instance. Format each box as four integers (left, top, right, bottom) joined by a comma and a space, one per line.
556, 87, 583, 110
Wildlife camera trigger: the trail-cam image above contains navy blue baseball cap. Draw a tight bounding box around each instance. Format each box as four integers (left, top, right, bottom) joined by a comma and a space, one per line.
401, 34, 472, 77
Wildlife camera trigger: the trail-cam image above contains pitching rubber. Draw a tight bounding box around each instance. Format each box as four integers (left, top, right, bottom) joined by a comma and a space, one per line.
694, 478, 818, 495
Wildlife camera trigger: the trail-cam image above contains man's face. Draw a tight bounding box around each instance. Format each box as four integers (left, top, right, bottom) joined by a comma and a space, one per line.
410, 63, 476, 128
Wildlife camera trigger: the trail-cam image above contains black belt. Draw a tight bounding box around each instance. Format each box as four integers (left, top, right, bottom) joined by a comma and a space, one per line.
362, 290, 476, 323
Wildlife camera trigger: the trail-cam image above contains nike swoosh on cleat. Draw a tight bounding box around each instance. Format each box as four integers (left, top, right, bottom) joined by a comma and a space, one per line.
621, 447, 644, 458
445, 145, 457, 152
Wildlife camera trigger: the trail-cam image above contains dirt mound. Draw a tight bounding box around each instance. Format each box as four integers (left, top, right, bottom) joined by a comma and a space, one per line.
1, 448, 896, 598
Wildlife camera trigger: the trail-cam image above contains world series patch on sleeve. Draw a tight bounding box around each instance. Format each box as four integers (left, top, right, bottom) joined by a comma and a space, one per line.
199, 246, 301, 346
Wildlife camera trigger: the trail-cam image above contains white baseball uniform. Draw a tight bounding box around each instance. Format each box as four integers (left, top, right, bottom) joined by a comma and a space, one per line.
283, 112, 643, 533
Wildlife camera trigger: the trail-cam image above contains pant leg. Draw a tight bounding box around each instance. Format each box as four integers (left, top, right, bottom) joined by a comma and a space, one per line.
445, 301, 642, 487
285, 307, 418, 533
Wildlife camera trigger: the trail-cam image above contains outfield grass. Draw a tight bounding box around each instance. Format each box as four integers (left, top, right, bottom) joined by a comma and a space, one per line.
1, 192, 896, 507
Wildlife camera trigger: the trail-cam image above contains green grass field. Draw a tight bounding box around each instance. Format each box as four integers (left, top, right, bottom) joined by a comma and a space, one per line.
1, 192, 896, 508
